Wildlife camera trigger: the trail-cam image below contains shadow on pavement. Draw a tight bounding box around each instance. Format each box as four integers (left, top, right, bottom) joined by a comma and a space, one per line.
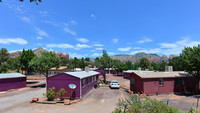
30, 84, 46, 88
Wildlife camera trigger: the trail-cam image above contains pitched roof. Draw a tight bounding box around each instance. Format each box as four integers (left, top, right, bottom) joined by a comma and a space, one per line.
64, 71, 99, 79
0, 73, 26, 79
123, 70, 153, 73
133, 71, 192, 78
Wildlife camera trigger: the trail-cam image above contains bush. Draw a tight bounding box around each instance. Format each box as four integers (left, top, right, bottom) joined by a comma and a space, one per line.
112, 95, 180, 113
57, 88, 66, 101
43, 87, 56, 101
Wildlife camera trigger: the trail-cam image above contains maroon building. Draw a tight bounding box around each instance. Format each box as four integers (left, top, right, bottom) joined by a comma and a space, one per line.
0, 73, 26, 92
128, 71, 196, 95
47, 71, 99, 98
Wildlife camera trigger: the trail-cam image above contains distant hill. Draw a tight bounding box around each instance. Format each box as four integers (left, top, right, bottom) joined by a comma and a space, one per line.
9, 48, 69, 59
33, 48, 48, 56
111, 52, 177, 63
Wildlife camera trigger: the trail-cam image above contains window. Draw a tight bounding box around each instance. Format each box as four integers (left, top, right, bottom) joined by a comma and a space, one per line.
92, 76, 94, 82
82, 79, 86, 87
130, 78, 134, 89
88, 78, 90, 84
94, 76, 96, 81
159, 78, 164, 86
175, 78, 183, 86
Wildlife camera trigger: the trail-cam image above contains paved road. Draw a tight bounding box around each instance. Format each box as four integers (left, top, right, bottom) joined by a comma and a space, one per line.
0, 86, 128, 113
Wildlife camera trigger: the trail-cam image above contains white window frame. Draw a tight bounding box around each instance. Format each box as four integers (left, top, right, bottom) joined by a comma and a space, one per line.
159, 78, 164, 86
92, 76, 94, 82
82, 79, 86, 88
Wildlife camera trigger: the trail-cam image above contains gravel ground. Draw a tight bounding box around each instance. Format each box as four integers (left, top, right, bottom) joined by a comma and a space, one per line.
0, 86, 128, 113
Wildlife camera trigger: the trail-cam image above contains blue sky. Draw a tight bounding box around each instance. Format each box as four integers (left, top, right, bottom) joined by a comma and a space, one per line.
1, 0, 200, 58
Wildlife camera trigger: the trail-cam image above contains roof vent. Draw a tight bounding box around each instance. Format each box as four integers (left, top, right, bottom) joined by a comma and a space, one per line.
165, 66, 173, 72
85, 66, 89, 72
138, 67, 141, 71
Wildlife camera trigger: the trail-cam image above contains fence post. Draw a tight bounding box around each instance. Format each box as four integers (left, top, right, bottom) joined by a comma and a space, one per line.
167, 100, 169, 105
197, 96, 199, 108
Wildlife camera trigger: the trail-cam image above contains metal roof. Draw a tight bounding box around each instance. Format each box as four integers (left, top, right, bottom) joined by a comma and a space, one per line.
0, 73, 26, 79
64, 71, 99, 79
123, 70, 154, 73
133, 71, 192, 78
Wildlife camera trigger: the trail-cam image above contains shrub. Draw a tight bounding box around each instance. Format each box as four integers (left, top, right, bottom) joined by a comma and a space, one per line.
57, 88, 66, 101
112, 94, 180, 113
43, 87, 56, 101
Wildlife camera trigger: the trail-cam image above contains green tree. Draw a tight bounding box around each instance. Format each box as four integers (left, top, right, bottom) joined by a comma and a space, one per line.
132, 62, 140, 70
0, 0, 41, 5
72, 57, 80, 70
7, 57, 20, 72
29, 51, 60, 78
94, 50, 113, 83
159, 60, 168, 71
59, 57, 69, 66
125, 61, 133, 70
180, 45, 200, 92
19, 49, 35, 75
0, 48, 9, 65
139, 57, 151, 70
169, 57, 184, 71
85, 57, 90, 62
79, 57, 87, 70
151, 62, 160, 71
0, 62, 9, 73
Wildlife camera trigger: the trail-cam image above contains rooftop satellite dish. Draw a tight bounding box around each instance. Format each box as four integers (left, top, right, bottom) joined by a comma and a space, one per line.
69, 84, 76, 89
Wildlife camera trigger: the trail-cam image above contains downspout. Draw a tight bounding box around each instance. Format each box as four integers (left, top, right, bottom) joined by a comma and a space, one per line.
80, 78, 82, 98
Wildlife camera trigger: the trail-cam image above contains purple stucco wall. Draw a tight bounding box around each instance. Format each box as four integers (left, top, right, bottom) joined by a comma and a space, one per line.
0, 77, 26, 92
81, 74, 99, 98
47, 73, 99, 98
47, 73, 81, 98
94, 69, 105, 76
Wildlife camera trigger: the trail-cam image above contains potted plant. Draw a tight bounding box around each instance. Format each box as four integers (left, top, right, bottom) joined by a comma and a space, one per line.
57, 88, 66, 101
43, 87, 56, 101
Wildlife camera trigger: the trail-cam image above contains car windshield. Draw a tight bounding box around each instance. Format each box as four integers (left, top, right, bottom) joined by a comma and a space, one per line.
112, 81, 118, 83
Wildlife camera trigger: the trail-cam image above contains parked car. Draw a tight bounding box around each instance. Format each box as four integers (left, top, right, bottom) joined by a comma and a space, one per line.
109, 80, 120, 89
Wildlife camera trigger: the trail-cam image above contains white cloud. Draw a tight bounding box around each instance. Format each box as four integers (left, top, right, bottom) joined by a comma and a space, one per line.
118, 47, 131, 51
35, 28, 48, 37
40, 11, 48, 17
130, 37, 200, 56
36, 43, 42, 46
137, 38, 153, 44
76, 38, 89, 43
95, 48, 103, 50
90, 50, 96, 52
0, 38, 28, 45
20, 16, 31, 23
35, 36, 42, 40
46, 44, 74, 49
70, 20, 77, 25
112, 38, 118, 43
64, 27, 76, 36
91, 14, 96, 19
132, 47, 145, 50
108, 52, 115, 55
75, 44, 91, 50
44, 20, 58, 26
91, 53, 102, 57
93, 44, 104, 47
69, 53, 84, 59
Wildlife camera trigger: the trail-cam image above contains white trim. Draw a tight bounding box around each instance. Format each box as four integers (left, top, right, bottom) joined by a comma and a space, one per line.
80, 79, 82, 98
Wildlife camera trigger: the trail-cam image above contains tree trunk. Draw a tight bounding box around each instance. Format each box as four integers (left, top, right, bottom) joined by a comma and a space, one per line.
102, 69, 106, 83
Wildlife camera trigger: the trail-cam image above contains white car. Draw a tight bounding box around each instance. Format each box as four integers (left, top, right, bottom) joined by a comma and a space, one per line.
110, 80, 120, 89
